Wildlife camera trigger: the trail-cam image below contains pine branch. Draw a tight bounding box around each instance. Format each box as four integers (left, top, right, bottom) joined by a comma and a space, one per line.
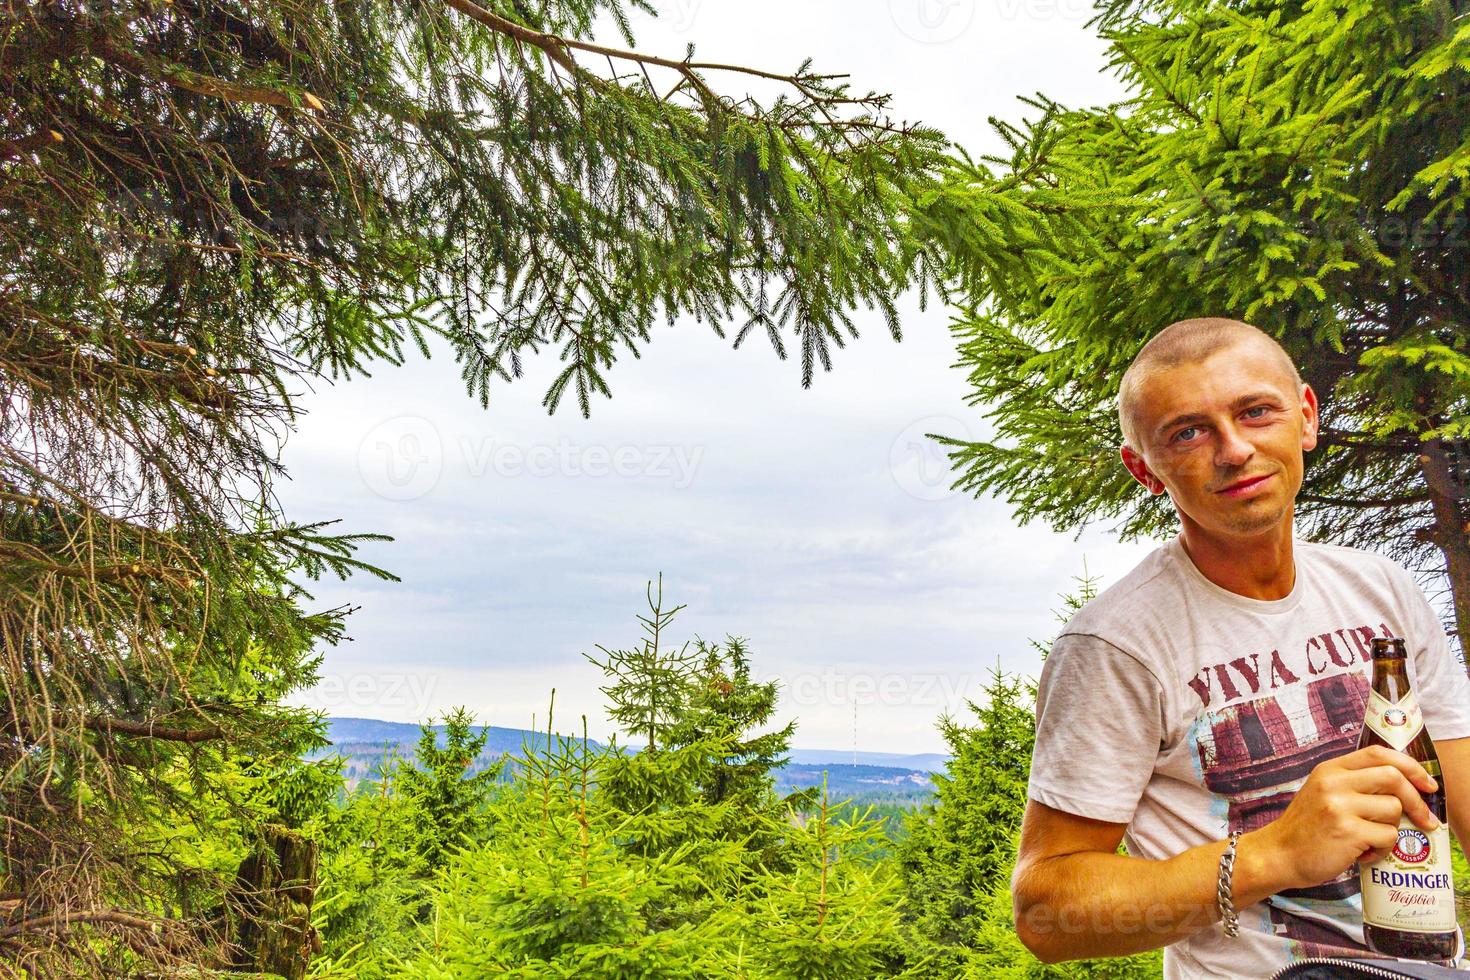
0, 908, 169, 940
82, 716, 225, 743
438, 0, 909, 134
84, 29, 326, 112
0, 128, 63, 161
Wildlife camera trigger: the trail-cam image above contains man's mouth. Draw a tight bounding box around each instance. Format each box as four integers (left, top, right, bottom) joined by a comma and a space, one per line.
1216, 473, 1273, 497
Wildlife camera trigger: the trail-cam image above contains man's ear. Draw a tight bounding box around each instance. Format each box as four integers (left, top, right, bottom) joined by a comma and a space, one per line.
1120, 444, 1166, 495
1300, 382, 1319, 452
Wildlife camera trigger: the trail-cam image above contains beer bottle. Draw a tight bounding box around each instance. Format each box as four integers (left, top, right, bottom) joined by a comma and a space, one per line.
1356, 636, 1458, 962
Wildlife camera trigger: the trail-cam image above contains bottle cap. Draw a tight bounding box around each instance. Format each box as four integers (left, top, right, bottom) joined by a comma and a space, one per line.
1370, 637, 1407, 659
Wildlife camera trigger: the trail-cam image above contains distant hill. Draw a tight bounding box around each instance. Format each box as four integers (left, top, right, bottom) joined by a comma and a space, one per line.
321, 716, 598, 756
315, 716, 945, 804
321, 717, 949, 772
773, 763, 936, 802
784, 748, 949, 773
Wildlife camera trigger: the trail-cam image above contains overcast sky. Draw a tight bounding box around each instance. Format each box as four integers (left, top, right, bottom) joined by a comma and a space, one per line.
277, 0, 1160, 755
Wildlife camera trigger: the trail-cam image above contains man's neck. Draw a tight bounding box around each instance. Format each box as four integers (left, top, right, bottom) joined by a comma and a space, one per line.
1178, 516, 1296, 601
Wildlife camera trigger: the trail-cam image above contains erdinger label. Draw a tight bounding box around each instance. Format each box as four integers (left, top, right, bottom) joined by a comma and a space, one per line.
1364, 689, 1424, 752
1360, 819, 1456, 933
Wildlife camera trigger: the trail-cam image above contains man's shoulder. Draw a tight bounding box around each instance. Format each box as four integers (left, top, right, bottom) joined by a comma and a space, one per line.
1060, 539, 1182, 640
1296, 538, 1408, 589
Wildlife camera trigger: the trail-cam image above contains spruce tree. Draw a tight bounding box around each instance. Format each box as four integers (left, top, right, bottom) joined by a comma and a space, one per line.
0, 2, 945, 972
897, 575, 1160, 977
585, 579, 810, 881
310, 751, 431, 980
667, 636, 804, 811
391, 707, 504, 873
310, 712, 503, 979
898, 670, 1036, 957
583, 574, 704, 756
392, 714, 741, 978
916, 0, 1470, 655
730, 781, 921, 980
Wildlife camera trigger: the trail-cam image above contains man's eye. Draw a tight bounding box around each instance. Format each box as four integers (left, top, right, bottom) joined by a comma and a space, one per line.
1174, 427, 1199, 443
1244, 406, 1269, 419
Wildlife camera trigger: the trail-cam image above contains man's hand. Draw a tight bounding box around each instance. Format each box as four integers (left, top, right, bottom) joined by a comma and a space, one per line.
1247, 744, 1440, 892
1012, 745, 1446, 964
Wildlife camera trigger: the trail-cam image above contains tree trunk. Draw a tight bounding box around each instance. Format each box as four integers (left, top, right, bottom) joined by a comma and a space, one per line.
1418, 439, 1470, 678
228, 824, 321, 980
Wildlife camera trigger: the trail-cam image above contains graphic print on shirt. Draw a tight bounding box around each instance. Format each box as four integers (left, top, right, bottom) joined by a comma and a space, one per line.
1185, 622, 1396, 958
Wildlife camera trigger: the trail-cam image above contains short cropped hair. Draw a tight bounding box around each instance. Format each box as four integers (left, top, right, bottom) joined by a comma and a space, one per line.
1118, 318, 1302, 449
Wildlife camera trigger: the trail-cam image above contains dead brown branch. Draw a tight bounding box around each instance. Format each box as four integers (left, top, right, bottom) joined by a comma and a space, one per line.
82, 716, 225, 743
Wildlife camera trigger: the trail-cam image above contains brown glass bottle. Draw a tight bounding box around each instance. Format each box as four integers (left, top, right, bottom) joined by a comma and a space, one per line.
1356, 636, 1458, 963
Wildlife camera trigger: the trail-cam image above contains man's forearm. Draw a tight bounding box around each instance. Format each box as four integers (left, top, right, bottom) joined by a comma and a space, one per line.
1012, 829, 1282, 963
1436, 737, 1469, 860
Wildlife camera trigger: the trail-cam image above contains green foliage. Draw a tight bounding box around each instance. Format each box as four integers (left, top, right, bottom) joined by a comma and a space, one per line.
392, 708, 505, 872
389, 726, 739, 979
586, 577, 814, 879
1454, 832, 1470, 931
727, 786, 922, 979
899, 671, 1036, 950
309, 711, 504, 979
308, 585, 999, 979
667, 634, 805, 814
912, 0, 1470, 641
1, 0, 946, 970
310, 757, 434, 979
897, 576, 1161, 978
372, 726, 923, 980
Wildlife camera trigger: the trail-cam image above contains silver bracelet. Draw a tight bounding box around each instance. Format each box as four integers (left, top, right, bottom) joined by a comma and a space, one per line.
1217, 830, 1243, 938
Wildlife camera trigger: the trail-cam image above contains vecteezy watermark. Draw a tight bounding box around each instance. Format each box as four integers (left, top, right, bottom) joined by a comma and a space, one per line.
775, 667, 979, 708
459, 437, 703, 489
889, 0, 976, 43
1018, 898, 1218, 938
308, 672, 440, 715
358, 415, 444, 501
889, 415, 976, 501
656, 0, 702, 32
993, 0, 1096, 21
355, 415, 705, 500
1158, 206, 1470, 279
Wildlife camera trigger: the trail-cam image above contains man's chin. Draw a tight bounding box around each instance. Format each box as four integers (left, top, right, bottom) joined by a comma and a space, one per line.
1219, 504, 1290, 537
1176, 498, 1290, 539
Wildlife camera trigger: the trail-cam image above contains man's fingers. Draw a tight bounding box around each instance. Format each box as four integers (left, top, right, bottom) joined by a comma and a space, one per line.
1337, 746, 1437, 793
1354, 818, 1400, 856
1345, 790, 1403, 827
1343, 765, 1440, 832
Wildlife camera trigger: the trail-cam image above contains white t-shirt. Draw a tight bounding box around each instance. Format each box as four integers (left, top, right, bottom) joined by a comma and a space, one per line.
1029, 533, 1470, 979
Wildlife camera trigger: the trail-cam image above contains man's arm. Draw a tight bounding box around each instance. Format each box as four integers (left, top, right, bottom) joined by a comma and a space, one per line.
1437, 736, 1470, 851
1012, 745, 1443, 964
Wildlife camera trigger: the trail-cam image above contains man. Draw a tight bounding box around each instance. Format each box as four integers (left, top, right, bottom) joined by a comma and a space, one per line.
1013, 317, 1470, 977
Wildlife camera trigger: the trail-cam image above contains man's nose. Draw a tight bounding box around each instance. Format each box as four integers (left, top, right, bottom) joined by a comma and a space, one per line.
1215, 423, 1254, 468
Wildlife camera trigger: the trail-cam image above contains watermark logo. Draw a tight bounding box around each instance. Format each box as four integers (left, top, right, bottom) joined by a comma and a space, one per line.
889, 0, 976, 43
889, 415, 974, 501
358, 415, 443, 501
459, 437, 702, 489
657, 0, 702, 32
355, 417, 704, 500
993, 0, 1096, 21
769, 666, 977, 708
309, 672, 440, 715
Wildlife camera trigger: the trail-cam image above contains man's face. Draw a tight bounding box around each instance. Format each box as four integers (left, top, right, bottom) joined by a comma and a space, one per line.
1119, 338, 1318, 541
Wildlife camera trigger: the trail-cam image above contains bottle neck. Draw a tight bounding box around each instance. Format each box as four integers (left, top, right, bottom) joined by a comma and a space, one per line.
1371, 655, 1412, 697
